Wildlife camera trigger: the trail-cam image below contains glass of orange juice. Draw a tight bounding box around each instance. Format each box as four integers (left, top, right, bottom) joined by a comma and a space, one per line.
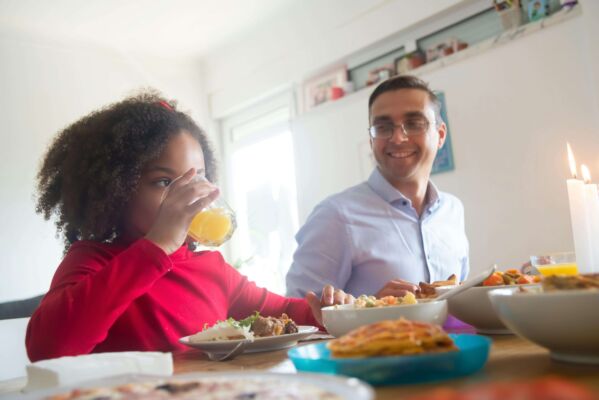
530, 252, 578, 276
186, 174, 236, 247
161, 174, 236, 247
187, 196, 236, 247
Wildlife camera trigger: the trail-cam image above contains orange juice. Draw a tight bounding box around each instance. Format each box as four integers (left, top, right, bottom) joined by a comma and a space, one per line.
535, 263, 578, 276
188, 207, 235, 246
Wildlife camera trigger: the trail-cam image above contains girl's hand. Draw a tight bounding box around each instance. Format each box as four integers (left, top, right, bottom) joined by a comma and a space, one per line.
145, 168, 219, 254
305, 285, 354, 326
375, 279, 419, 298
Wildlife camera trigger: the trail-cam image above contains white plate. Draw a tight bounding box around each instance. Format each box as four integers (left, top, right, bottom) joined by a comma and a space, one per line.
12, 371, 374, 400
179, 325, 319, 355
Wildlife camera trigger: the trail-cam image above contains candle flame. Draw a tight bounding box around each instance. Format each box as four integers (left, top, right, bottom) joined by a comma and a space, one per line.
581, 165, 592, 184
567, 143, 578, 179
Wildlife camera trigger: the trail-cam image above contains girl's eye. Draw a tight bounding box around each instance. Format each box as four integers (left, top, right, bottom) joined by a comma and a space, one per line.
155, 178, 172, 188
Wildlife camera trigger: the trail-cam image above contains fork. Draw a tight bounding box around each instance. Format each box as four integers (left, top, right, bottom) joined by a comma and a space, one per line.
206, 340, 250, 361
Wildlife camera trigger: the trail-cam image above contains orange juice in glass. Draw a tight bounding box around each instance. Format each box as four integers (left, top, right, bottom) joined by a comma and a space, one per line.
188, 199, 236, 247
530, 252, 578, 276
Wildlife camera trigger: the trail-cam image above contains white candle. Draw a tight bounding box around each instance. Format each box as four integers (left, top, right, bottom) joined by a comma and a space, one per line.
566, 144, 594, 274
581, 165, 599, 273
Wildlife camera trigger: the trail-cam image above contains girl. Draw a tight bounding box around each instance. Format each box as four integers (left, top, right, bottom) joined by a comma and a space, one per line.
26, 91, 351, 361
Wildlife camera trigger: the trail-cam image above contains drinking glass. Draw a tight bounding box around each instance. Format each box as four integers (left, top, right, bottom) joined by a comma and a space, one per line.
530, 252, 578, 276
162, 175, 236, 247
187, 176, 236, 247
188, 196, 236, 247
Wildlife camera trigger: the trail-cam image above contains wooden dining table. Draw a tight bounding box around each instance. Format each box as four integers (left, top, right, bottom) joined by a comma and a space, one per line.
173, 334, 599, 399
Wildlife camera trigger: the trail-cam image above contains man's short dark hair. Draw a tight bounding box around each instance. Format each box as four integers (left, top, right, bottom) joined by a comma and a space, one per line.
368, 75, 443, 127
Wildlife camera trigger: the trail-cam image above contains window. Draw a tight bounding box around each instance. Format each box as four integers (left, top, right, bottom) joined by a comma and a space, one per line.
220, 96, 298, 294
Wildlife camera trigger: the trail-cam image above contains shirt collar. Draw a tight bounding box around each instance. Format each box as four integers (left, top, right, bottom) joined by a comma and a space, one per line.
367, 168, 442, 210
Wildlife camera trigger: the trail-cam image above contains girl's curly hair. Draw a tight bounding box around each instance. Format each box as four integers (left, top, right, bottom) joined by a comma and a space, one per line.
36, 90, 217, 250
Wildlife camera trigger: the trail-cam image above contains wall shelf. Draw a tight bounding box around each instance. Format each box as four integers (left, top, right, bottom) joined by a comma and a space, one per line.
299, 3, 581, 117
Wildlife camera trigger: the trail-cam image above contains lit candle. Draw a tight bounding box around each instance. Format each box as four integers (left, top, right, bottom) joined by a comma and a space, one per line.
581, 165, 599, 273
566, 143, 594, 273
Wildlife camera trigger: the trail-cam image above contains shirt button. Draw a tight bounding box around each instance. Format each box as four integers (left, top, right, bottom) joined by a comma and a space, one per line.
402, 200, 408, 206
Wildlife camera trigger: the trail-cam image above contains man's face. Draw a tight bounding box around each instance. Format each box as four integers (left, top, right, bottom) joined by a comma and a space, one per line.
369, 89, 446, 187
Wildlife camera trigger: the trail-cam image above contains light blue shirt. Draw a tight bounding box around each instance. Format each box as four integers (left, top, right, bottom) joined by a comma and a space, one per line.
286, 168, 469, 297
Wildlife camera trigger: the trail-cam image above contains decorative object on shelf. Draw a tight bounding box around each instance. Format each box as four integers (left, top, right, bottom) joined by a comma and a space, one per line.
365, 64, 395, 87
559, 0, 577, 9
394, 51, 426, 75
329, 86, 345, 101
494, 0, 523, 30
342, 81, 355, 95
527, 0, 548, 22
303, 66, 348, 110
425, 39, 469, 64
432, 92, 455, 175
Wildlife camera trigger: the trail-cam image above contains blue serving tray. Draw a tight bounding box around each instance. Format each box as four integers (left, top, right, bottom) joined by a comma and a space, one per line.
288, 334, 491, 386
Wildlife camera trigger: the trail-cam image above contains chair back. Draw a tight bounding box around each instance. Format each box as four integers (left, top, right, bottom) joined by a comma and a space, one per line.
0, 317, 30, 380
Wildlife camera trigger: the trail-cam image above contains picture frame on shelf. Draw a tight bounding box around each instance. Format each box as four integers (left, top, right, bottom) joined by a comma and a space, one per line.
432, 92, 455, 175
303, 66, 348, 111
527, 0, 548, 21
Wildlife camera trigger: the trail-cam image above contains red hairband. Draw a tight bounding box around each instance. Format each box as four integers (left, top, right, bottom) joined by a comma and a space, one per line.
157, 100, 173, 111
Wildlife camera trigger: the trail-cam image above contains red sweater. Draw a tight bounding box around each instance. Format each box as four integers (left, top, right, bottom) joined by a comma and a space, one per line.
26, 239, 317, 361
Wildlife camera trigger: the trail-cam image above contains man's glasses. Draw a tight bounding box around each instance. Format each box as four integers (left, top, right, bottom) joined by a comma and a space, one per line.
368, 118, 430, 140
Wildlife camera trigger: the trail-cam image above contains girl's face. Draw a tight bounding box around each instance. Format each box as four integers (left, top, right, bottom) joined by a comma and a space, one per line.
121, 130, 205, 240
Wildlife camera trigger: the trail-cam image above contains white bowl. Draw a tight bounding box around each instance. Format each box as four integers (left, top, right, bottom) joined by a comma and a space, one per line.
321, 300, 447, 337
489, 287, 599, 364
438, 284, 540, 334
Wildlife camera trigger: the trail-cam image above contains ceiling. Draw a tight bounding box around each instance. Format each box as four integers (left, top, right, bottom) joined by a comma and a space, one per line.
0, 0, 296, 58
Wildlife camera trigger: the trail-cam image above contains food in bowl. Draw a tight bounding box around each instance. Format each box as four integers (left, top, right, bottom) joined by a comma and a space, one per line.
417, 274, 458, 299
322, 299, 447, 337
189, 313, 298, 342
489, 285, 599, 364
327, 318, 456, 358
482, 269, 540, 286
354, 292, 417, 308
541, 273, 599, 291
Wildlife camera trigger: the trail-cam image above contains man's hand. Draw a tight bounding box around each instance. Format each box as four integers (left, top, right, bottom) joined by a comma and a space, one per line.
305, 285, 354, 326
375, 279, 419, 298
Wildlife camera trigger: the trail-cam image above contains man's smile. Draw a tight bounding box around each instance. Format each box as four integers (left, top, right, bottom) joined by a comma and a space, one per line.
386, 149, 418, 159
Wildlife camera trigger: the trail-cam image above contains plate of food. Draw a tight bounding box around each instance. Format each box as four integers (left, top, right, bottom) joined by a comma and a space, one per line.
18, 371, 374, 400
179, 313, 318, 356
288, 318, 491, 386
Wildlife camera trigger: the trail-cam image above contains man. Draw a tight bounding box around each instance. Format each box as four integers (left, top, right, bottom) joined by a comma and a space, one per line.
286, 75, 469, 298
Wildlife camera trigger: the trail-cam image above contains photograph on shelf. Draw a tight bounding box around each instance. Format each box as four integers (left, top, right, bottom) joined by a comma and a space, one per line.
527, 0, 548, 21
432, 91, 455, 175
303, 66, 348, 111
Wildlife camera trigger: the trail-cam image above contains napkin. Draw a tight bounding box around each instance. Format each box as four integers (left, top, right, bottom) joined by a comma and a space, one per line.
24, 351, 173, 392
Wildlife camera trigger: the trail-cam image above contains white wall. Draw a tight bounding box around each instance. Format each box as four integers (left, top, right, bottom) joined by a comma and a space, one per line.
0, 33, 208, 302
291, 14, 599, 273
